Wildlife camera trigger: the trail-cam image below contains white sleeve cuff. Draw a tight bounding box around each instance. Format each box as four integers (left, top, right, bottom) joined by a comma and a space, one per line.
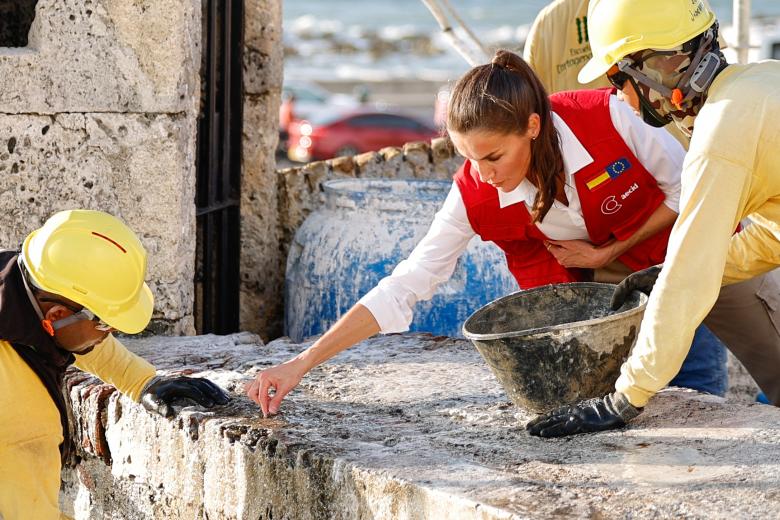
358, 286, 414, 334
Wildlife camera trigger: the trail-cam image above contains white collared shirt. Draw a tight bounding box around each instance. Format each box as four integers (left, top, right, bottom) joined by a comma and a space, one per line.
359, 95, 685, 333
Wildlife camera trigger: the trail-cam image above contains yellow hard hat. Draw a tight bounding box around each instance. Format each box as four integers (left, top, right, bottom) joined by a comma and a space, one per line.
21, 210, 154, 334
579, 0, 716, 84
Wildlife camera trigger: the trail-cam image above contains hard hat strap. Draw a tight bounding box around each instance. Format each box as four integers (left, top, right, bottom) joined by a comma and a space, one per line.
17, 255, 45, 322
617, 56, 674, 99
629, 77, 673, 128
674, 26, 719, 102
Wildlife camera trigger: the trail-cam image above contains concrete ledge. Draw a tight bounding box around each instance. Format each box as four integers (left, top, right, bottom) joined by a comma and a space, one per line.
62, 333, 780, 519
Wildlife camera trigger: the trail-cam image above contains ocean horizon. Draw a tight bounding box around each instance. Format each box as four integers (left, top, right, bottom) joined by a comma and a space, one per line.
283, 0, 780, 82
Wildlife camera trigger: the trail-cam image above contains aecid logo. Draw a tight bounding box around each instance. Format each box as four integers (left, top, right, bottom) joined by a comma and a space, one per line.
602, 182, 640, 214
621, 182, 639, 200
601, 196, 622, 215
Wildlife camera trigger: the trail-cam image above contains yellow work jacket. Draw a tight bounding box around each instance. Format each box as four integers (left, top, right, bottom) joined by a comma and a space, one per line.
616, 61, 780, 407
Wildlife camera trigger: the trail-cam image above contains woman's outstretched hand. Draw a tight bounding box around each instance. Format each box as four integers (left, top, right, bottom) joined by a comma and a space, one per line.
245, 303, 382, 417
545, 239, 617, 269
246, 358, 308, 417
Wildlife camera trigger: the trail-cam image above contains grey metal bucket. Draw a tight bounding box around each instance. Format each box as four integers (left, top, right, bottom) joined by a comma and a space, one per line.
462, 282, 648, 413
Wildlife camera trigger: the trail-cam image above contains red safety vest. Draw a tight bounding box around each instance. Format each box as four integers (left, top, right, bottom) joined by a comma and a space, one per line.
454, 88, 671, 289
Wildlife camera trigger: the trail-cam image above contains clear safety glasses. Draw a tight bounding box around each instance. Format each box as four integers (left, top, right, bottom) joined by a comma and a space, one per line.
610, 50, 680, 98
49, 307, 113, 332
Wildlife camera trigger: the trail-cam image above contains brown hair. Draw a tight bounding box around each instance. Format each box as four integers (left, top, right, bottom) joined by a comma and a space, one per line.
447, 49, 564, 222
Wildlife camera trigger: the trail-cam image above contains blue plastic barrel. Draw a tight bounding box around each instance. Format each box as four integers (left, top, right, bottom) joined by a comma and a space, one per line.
284, 178, 517, 341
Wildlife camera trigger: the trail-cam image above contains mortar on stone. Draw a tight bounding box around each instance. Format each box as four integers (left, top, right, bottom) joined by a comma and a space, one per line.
462, 282, 648, 413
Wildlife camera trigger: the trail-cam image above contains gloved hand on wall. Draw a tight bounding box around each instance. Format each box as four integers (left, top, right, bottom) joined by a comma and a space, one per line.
610, 264, 663, 310
526, 392, 642, 438
140, 375, 230, 418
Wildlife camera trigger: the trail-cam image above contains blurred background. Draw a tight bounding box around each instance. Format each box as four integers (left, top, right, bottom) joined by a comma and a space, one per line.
278, 0, 780, 164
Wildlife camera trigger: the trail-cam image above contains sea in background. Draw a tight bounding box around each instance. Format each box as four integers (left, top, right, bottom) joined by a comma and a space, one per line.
283, 0, 780, 83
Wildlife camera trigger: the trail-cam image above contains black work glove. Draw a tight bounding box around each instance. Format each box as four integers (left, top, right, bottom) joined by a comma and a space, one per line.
140, 375, 230, 418
526, 392, 642, 438
610, 264, 663, 310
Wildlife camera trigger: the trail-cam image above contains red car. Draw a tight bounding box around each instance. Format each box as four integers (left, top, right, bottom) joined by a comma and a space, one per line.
287, 109, 440, 162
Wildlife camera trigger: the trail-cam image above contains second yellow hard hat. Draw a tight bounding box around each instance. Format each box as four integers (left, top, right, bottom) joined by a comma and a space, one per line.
579, 0, 716, 84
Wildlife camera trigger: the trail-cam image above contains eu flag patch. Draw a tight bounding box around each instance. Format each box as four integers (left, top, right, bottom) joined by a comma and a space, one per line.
585, 158, 631, 191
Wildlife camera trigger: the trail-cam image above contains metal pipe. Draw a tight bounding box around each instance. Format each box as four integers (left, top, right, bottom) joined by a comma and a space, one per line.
420, 0, 487, 66
440, 0, 489, 59
733, 0, 752, 64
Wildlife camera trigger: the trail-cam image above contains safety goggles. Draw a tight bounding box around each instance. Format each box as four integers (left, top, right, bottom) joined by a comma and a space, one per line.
608, 50, 678, 93
48, 307, 113, 332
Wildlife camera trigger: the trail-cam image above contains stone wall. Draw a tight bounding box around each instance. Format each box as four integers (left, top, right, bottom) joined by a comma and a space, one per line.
0, 0, 453, 340
60, 333, 780, 519
239, 0, 285, 338
0, 0, 201, 333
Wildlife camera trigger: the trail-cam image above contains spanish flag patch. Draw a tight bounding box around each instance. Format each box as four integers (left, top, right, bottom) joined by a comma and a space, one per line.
585, 158, 631, 191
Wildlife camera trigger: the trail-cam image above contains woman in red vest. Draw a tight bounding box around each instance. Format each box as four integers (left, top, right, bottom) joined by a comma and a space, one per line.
247, 50, 778, 417
449, 53, 673, 289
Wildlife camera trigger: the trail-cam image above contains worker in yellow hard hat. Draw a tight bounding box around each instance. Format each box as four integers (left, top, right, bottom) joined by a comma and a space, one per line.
0, 210, 229, 519
528, 0, 780, 437
522, 0, 733, 397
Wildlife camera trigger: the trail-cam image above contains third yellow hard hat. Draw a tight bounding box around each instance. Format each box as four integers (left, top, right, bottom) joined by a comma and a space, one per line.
579, 0, 716, 84
21, 210, 154, 334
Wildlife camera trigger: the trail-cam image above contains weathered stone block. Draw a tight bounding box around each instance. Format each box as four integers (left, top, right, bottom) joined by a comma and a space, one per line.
240, 94, 282, 337
277, 164, 325, 251
0, 0, 201, 114
354, 151, 383, 178
431, 136, 461, 179
376, 146, 403, 178
329, 155, 355, 177
0, 113, 196, 332
301, 160, 330, 190
430, 136, 453, 159
402, 141, 432, 178
61, 332, 780, 520
237, 0, 284, 337
243, 0, 283, 96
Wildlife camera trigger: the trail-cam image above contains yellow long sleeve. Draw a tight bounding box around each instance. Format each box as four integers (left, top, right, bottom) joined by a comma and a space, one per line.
73, 334, 156, 402
723, 214, 780, 284
615, 62, 780, 407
